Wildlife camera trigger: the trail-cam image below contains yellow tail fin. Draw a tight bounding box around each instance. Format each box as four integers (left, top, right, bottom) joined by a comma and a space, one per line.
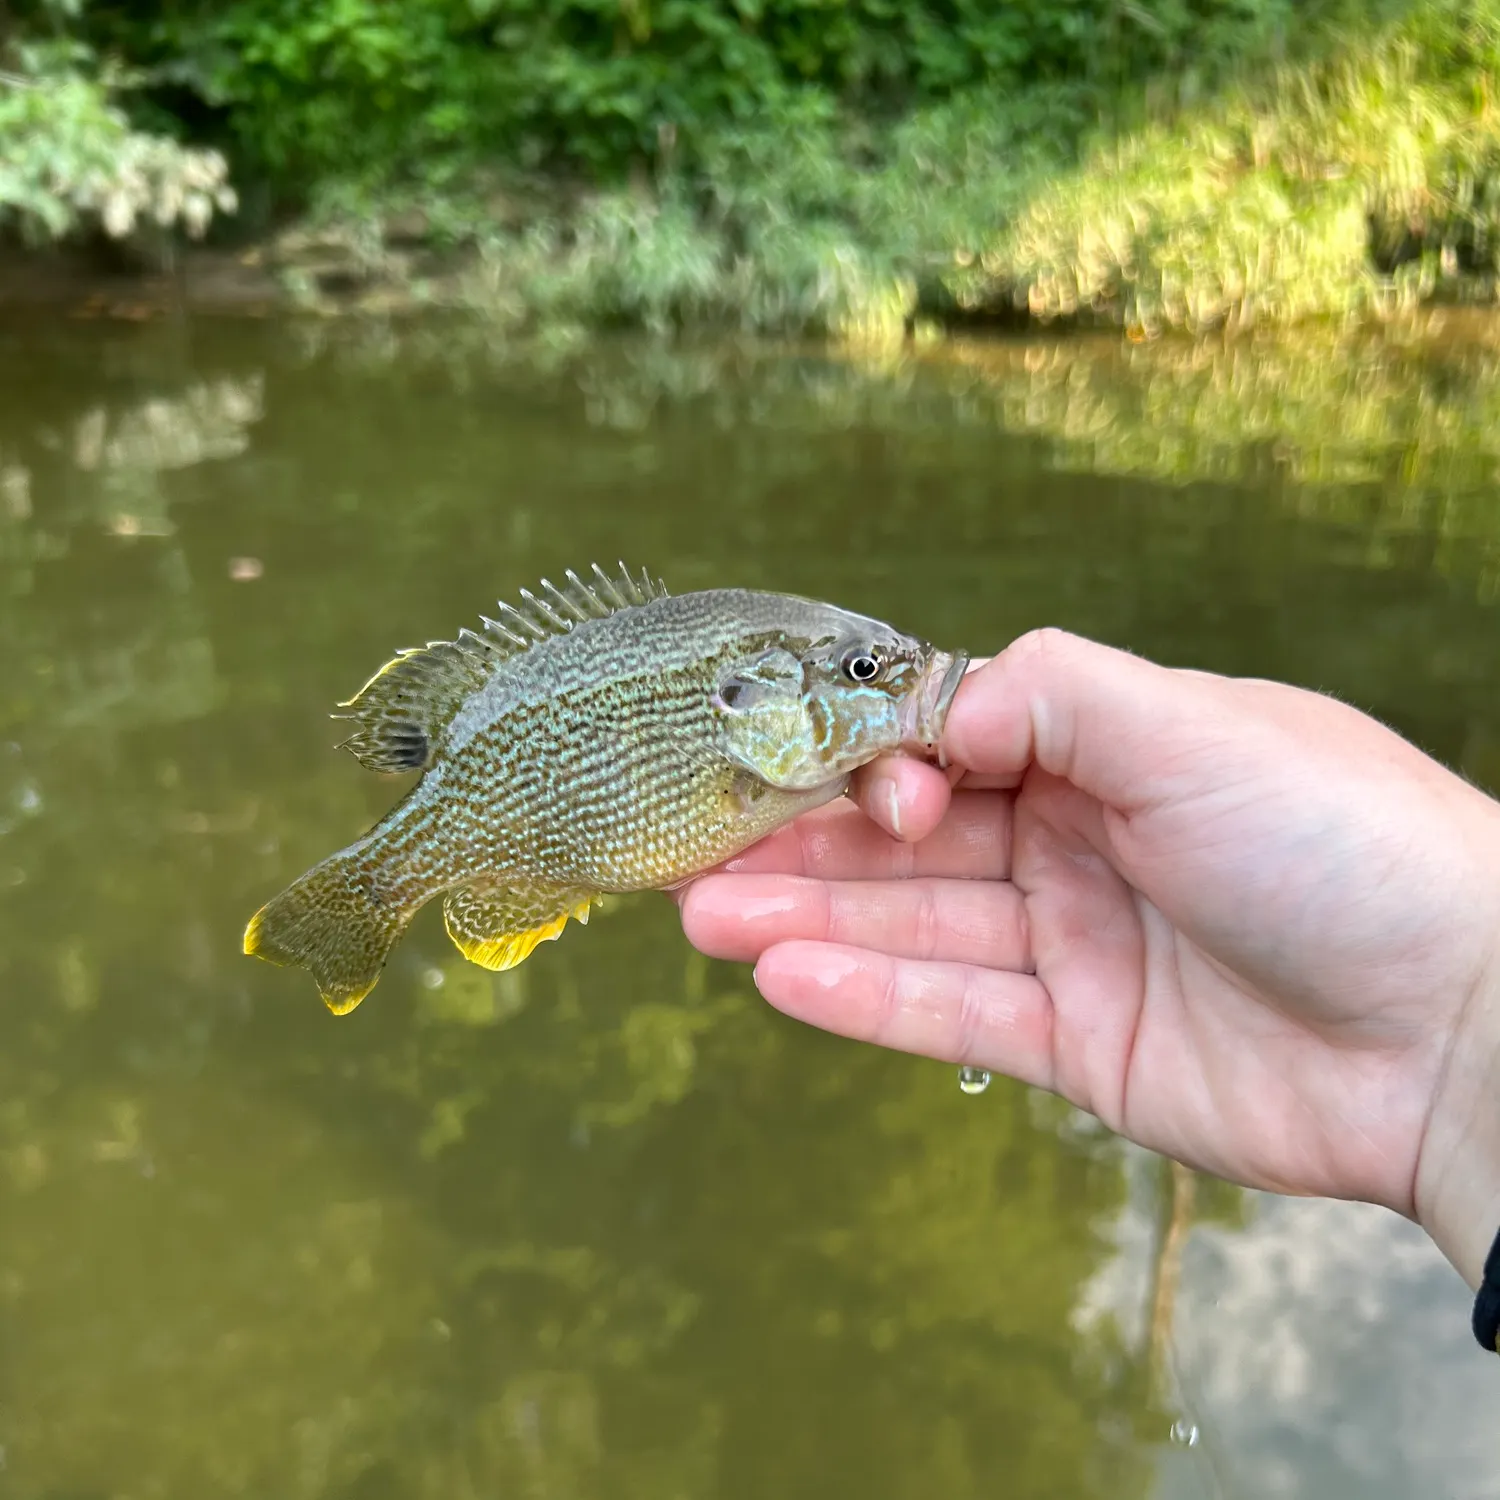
243, 851, 411, 1014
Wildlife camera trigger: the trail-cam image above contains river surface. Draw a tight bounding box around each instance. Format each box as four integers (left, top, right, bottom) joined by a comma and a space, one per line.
1, 312, 1498, 1500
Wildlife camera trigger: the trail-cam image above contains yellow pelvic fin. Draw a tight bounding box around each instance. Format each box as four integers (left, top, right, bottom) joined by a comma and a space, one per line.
442, 883, 599, 974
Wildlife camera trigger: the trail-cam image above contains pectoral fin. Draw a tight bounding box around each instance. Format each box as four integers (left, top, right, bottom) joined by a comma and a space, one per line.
442, 881, 600, 972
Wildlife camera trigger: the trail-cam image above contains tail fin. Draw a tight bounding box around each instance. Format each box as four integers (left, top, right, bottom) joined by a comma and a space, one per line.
243, 850, 412, 1014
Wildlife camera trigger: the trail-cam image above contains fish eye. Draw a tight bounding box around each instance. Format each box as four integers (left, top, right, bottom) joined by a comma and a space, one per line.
840, 648, 882, 684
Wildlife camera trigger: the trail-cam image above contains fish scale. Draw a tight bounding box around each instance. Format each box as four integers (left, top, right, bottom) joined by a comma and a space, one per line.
244, 564, 966, 1014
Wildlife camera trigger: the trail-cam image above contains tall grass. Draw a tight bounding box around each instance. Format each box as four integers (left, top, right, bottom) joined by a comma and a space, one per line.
969, 4, 1500, 332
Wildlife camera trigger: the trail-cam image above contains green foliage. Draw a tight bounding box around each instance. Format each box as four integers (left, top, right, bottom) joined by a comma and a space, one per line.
309, 84, 1093, 337
92, 0, 1368, 188
128, 0, 796, 180
464, 187, 910, 339
234, 1, 1500, 339
20, 0, 1500, 335
0, 35, 236, 245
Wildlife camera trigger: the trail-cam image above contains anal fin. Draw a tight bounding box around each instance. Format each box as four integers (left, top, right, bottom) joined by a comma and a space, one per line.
443, 881, 599, 973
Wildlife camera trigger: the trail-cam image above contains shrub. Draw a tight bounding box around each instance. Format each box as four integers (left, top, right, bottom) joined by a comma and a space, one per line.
0, 39, 236, 246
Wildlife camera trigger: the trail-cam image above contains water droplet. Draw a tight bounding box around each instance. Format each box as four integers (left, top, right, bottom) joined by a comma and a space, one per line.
957, 1065, 991, 1095
1169, 1419, 1200, 1448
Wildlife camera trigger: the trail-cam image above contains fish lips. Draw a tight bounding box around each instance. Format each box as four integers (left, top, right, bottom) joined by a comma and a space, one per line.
900, 648, 970, 755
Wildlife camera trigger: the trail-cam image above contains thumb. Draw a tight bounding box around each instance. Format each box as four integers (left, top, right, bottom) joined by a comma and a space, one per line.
942, 628, 1239, 813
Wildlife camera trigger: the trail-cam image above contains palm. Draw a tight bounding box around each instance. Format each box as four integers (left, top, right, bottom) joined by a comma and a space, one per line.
1010, 670, 1500, 1213
1014, 770, 1429, 1215
682, 689, 1491, 1224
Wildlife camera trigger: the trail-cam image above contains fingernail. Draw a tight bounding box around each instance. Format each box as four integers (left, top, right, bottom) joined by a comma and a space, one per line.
883, 779, 903, 839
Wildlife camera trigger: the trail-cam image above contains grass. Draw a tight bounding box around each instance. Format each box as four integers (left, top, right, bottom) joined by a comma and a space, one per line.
966, 5, 1500, 334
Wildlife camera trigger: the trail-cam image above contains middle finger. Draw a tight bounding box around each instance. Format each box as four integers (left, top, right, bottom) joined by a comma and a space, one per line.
681, 873, 1032, 971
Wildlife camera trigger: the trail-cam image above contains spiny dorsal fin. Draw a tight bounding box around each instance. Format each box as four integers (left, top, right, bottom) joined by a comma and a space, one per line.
476, 562, 668, 653
332, 563, 669, 773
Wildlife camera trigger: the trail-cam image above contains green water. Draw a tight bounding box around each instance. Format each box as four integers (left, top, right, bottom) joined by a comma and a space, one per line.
1, 315, 1497, 1500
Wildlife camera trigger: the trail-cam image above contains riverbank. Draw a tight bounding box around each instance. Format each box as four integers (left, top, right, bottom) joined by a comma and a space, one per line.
10, 2, 1500, 342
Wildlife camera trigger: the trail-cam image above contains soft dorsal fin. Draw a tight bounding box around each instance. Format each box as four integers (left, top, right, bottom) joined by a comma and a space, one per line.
332, 639, 490, 773
332, 563, 669, 773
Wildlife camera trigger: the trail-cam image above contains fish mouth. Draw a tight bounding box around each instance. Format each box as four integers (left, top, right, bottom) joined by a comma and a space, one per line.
901, 647, 970, 753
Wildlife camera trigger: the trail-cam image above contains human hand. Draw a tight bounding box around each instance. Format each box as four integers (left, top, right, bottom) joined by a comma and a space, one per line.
679, 629, 1500, 1290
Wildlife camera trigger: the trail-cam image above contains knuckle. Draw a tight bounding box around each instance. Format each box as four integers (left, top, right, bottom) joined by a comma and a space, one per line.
796, 818, 824, 876
872, 960, 902, 1043
815, 880, 837, 942
912, 882, 940, 960
1004, 626, 1075, 678
953, 968, 987, 1063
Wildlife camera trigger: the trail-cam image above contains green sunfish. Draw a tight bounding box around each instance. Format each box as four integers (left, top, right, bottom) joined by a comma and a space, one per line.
243, 565, 968, 1013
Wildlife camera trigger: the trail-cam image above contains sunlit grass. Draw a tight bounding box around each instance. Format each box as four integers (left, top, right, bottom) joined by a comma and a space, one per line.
965, 5, 1500, 332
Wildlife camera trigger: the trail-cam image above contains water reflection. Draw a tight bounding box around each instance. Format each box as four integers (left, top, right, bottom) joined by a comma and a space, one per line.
0, 314, 1495, 1500
1166, 1196, 1495, 1500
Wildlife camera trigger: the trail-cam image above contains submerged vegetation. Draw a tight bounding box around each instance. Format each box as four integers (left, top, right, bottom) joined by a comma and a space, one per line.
10, 1, 1500, 334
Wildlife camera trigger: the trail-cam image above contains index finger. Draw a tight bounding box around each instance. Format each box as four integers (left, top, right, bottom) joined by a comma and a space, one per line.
715, 789, 1014, 882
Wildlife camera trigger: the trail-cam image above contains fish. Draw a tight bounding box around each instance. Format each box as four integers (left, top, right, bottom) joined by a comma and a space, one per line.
243, 564, 968, 1014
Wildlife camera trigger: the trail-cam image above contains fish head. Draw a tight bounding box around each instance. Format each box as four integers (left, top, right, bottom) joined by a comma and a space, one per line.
712, 605, 968, 791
